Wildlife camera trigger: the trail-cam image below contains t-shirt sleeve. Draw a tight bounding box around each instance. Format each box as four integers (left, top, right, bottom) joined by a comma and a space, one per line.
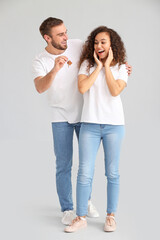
32, 58, 46, 79
78, 60, 89, 76
118, 64, 128, 84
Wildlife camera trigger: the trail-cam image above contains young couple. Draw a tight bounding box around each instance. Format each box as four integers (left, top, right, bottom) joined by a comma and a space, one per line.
33, 17, 131, 233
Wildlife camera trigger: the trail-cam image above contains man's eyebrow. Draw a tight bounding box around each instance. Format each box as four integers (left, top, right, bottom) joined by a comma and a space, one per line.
57, 32, 63, 36
57, 30, 67, 36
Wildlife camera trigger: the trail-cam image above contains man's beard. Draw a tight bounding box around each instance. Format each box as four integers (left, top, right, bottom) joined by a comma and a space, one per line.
51, 38, 67, 50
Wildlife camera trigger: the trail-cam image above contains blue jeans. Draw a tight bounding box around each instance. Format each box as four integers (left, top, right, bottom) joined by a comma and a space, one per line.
76, 123, 125, 216
52, 122, 81, 212
52, 122, 81, 211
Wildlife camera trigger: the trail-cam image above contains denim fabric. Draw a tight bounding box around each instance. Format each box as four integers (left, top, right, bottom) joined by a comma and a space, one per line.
52, 122, 81, 212
76, 123, 125, 216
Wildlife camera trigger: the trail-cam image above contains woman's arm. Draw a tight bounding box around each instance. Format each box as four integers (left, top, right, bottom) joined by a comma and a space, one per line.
78, 52, 103, 94
105, 48, 126, 97
78, 65, 101, 94
104, 66, 126, 96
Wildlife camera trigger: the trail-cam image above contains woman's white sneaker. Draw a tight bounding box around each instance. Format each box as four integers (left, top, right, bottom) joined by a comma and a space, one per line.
61, 210, 74, 225
87, 200, 99, 218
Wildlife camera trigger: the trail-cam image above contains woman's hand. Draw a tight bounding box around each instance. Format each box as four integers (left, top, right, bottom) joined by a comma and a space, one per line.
105, 47, 113, 67
94, 51, 103, 69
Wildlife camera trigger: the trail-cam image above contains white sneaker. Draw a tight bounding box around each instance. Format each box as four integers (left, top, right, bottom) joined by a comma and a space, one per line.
61, 210, 74, 225
87, 200, 99, 218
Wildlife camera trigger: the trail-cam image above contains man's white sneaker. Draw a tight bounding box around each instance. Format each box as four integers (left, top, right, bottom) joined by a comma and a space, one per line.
87, 200, 99, 218
61, 210, 74, 225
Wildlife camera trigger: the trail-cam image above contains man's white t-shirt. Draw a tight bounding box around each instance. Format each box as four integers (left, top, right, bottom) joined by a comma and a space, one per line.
32, 39, 83, 123
78, 60, 128, 125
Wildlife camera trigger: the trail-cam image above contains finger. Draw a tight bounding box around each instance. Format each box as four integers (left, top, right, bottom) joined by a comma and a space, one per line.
60, 56, 68, 62
109, 47, 113, 57
62, 56, 68, 61
109, 47, 113, 53
57, 56, 68, 62
55, 58, 64, 65
58, 59, 66, 65
94, 51, 99, 61
93, 51, 97, 58
125, 62, 129, 67
127, 66, 132, 73
59, 57, 68, 62
127, 69, 131, 76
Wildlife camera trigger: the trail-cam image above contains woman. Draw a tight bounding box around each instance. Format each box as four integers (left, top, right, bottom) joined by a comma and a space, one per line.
65, 26, 129, 232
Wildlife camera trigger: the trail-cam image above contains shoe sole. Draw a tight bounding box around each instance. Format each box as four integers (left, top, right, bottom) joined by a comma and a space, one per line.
104, 227, 116, 232
64, 224, 87, 233
87, 214, 99, 218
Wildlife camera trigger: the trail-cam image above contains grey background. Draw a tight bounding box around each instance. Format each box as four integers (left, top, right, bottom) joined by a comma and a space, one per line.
0, 0, 160, 239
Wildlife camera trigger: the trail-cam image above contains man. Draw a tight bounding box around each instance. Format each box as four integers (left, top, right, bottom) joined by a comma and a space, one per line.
32, 17, 132, 225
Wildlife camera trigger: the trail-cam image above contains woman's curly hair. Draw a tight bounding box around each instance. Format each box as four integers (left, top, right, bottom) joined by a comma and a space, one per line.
79, 26, 127, 69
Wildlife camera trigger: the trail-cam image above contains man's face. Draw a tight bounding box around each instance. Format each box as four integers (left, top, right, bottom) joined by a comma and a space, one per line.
47, 24, 68, 50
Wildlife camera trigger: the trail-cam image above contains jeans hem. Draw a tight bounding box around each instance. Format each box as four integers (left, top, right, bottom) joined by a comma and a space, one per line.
62, 207, 74, 212
76, 212, 87, 216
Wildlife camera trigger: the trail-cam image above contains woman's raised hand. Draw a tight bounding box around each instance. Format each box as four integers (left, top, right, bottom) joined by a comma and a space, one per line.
94, 51, 103, 69
105, 47, 113, 67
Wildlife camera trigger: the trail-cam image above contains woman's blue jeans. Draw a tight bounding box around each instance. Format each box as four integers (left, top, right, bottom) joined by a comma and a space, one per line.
76, 123, 125, 216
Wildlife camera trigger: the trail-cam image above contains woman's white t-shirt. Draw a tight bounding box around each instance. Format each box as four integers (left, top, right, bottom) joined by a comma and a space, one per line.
78, 60, 128, 125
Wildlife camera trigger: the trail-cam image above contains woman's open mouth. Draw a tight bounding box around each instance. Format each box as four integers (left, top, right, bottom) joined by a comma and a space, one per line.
97, 50, 105, 55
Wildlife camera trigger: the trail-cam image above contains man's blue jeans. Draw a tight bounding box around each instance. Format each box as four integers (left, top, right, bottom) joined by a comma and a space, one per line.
52, 122, 82, 212
76, 123, 125, 216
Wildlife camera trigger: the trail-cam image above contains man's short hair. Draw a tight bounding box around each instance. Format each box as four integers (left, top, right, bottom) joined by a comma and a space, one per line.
39, 17, 63, 37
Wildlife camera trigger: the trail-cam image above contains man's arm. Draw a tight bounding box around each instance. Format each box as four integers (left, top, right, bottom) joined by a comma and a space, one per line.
34, 56, 68, 94
34, 69, 57, 94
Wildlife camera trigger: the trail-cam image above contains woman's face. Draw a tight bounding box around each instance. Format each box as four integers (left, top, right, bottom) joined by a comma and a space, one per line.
94, 32, 111, 60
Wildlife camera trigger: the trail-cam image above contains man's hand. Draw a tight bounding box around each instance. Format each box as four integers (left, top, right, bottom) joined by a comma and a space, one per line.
125, 62, 132, 76
53, 56, 68, 72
